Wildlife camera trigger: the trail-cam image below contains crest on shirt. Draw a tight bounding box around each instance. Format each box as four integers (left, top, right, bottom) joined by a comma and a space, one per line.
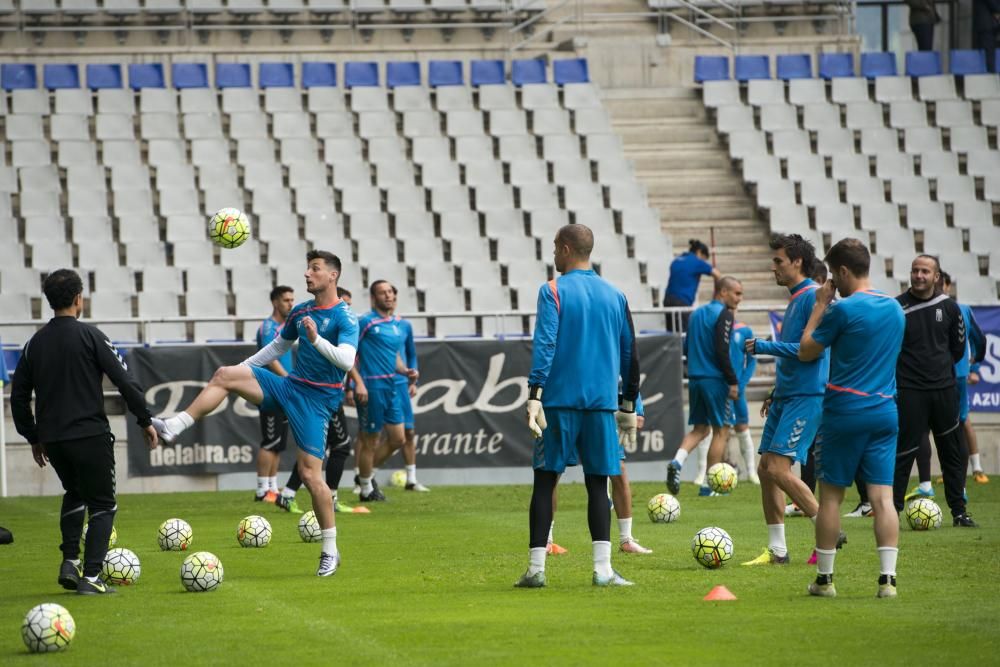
935, 308, 942, 323
320, 317, 331, 332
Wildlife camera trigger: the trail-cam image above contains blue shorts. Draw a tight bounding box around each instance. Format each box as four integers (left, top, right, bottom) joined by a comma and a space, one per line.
957, 376, 969, 422
815, 408, 897, 487
357, 385, 404, 434
730, 388, 749, 425
251, 368, 338, 460
758, 395, 822, 464
688, 377, 732, 427
395, 381, 414, 430
534, 408, 620, 476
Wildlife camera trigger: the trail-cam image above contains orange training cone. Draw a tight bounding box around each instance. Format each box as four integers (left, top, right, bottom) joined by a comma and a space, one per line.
703, 585, 737, 601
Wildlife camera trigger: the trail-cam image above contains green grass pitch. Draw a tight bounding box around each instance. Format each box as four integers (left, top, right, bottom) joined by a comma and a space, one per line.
1, 479, 998, 664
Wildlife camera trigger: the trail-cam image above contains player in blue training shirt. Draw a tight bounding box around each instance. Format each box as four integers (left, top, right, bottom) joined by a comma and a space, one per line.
152, 251, 359, 577
353, 280, 417, 502
665, 277, 743, 497
798, 238, 905, 599
515, 224, 640, 589
252, 285, 295, 504
662, 239, 722, 331
729, 320, 758, 484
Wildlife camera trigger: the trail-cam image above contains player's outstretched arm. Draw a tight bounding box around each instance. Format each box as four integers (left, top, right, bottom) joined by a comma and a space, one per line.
243, 336, 294, 368
751, 337, 801, 359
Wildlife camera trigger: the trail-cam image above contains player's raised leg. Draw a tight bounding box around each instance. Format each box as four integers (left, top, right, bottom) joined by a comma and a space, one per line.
152, 364, 264, 443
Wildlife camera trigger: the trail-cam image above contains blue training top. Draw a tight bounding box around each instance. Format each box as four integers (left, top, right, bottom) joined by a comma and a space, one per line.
279, 298, 359, 403
392, 316, 417, 387
754, 279, 829, 398
357, 310, 406, 390
529, 269, 640, 411
811, 289, 905, 413
256, 316, 293, 372
730, 322, 757, 389
684, 299, 738, 385
665, 252, 714, 306
956, 302, 986, 378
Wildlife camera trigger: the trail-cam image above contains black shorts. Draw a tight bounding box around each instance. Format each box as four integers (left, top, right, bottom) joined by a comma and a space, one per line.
259, 410, 289, 452
327, 405, 351, 454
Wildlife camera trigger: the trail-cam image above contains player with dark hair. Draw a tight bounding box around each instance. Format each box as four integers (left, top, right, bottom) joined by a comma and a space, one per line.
152, 251, 358, 576
665, 277, 743, 496
253, 285, 295, 504
11, 269, 158, 594
743, 234, 833, 566
798, 238, 905, 598
515, 224, 640, 588
893, 257, 978, 527
662, 239, 722, 331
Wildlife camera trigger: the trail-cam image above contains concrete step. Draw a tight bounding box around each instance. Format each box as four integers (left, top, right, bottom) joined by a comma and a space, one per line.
646, 176, 746, 198
662, 224, 769, 246
632, 150, 731, 171
616, 124, 717, 145
652, 196, 755, 221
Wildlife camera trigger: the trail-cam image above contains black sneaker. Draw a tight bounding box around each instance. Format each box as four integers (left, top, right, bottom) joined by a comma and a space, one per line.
836, 531, 848, 549
360, 487, 387, 502
77, 577, 116, 595
953, 513, 978, 527
58, 560, 81, 591
666, 460, 682, 496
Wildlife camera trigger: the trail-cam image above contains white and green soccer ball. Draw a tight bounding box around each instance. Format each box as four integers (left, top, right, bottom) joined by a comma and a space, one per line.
81, 523, 117, 548
390, 470, 407, 488
208, 207, 251, 249
905, 498, 943, 531
180, 551, 224, 592
237, 515, 272, 548
102, 547, 141, 585
692, 526, 734, 569
707, 462, 739, 494
647, 493, 681, 523
157, 518, 193, 551
21, 603, 75, 653
298, 510, 322, 543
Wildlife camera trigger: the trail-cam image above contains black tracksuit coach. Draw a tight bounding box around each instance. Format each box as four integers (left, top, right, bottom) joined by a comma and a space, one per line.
11, 303, 152, 580
893, 290, 967, 518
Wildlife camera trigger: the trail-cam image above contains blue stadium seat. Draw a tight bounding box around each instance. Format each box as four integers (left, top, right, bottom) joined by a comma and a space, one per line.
128, 63, 165, 89
949, 49, 986, 75
387, 61, 421, 88
553, 58, 589, 85
694, 55, 729, 82
511, 59, 546, 86
905, 51, 942, 77
734, 55, 770, 81
302, 62, 336, 88
86, 64, 122, 89
344, 62, 378, 88
996, 49, 1000, 73
428, 60, 463, 87
819, 53, 854, 79
860, 52, 897, 78
260, 62, 294, 88
1, 64, 37, 90
43, 64, 79, 89
776, 54, 811, 80
470, 59, 505, 86
172, 63, 208, 89
216, 63, 252, 88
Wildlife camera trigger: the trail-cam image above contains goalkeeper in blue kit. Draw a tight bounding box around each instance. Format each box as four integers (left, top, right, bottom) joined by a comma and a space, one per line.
514, 224, 641, 588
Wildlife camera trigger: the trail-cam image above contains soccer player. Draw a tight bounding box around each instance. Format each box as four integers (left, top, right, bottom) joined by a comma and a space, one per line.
151, 251, 358, 576
798, 238, 905, 597
743, 234, 831, 565
662, 239, 722, 331
253, 285, 295, 504
665, 277, 743, 496
893, 256, 977, 527
11, 269, 158, 595
514, 224, 640, 588
729, 319, 758, 484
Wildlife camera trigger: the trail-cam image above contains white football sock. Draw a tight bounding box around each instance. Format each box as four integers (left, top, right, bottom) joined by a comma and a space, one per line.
405, 464, 417, 484
359, 476, 374, 495
816, 547, 837, 576
281, 486, 296, 499
267, 476, 278, 493
255, 477, 268, 497
970, 453, 982, 472
695, 436, 710, 481
165, 411, 194, 435
877, 546, 898, 576
674, 448, 689, 467
738, 431, 757, 478
918, 481, 932, 493
547, 521, 554, 544
767, 523, 787, 557
593, 541, 613, 578
618, 517, 633, 543
528, 547, 546, 575
321, 527, 337, 555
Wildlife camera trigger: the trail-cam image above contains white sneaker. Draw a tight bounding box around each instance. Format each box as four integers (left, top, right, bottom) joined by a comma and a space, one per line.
619, 538, 653, 554
317, 552, 340, 577
151, 417, 178, 445
843, 502, 873, 518
784, 503, 804, 517
405, 482, 430, 492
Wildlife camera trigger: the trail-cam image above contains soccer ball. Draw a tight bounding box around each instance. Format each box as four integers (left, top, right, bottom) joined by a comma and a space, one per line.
390, 470, 407, 488
157, 518, 193, 551
237, 515, 272, 548
905, 498, 943, 530
102, 547, 141, 585
647, 493, 681, 523
208, 207, 250, 249
21, 603, 75, 653
707, 462, 738, 494
692, 526, 734, 569
180, 551, 224, 592
298, 510, 322, 543
81, 522, 117, 548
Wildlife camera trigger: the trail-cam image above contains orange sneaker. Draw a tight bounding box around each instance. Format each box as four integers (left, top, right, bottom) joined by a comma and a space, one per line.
263, 490, 278, 504
546, 542, 568, 555
973, 471, 989, 484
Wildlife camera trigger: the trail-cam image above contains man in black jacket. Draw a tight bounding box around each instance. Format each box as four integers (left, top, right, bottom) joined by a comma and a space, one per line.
11, 269, 158, 594
893, 256, 975, 527
973, 0, 1000, 72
